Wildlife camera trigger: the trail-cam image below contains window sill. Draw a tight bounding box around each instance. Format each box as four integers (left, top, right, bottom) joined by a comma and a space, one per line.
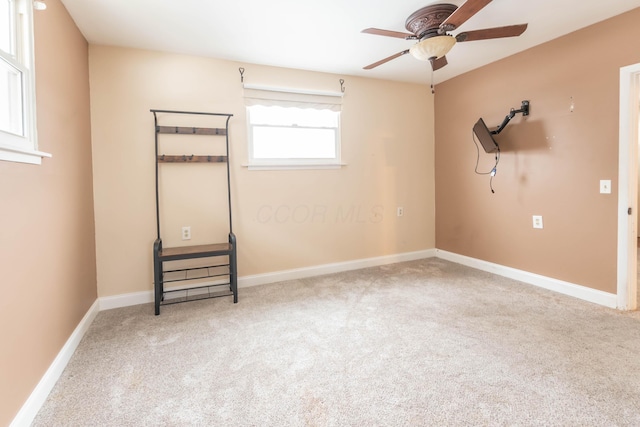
243, 163, 346, 171
0, 143, 52, 165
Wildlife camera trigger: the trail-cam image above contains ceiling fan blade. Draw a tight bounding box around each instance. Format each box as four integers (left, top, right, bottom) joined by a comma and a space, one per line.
441, 0, 493, 31
361, 28, 416, 40
456, 24, 528, 42
430, 56, 448, 71
363, 50, 410, 70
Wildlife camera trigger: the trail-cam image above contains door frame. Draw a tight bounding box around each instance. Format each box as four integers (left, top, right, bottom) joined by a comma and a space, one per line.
617, 63, 640, 310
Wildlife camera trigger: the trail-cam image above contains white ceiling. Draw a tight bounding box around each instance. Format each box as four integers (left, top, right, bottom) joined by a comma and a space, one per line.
59, 0, 640, 85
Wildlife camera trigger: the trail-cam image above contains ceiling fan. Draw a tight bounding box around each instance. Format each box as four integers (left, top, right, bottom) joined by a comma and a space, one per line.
362, 0, 528, 71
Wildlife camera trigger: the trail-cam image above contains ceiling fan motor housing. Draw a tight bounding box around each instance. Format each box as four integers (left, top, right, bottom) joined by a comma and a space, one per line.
405, 3, 457, 39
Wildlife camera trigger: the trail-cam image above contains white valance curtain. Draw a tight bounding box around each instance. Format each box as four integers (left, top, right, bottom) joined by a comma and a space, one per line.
243, 84, 343, 112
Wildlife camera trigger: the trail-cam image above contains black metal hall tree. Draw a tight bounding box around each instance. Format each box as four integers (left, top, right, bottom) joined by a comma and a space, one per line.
151, 109, 237, 315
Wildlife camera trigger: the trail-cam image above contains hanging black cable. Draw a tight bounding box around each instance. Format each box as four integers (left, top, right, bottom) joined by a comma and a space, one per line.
472, 130, 500, 193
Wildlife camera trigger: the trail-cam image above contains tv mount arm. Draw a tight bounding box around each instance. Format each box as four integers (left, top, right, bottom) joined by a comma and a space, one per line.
491, 100, 530, 135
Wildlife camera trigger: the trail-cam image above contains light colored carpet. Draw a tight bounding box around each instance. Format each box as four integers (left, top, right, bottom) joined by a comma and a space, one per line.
33, 258, 640, 426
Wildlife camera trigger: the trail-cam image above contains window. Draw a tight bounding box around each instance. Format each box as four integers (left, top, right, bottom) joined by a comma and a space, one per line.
0, 0, 48, 164
244, 85, 342, 169
248, 105, 340, 167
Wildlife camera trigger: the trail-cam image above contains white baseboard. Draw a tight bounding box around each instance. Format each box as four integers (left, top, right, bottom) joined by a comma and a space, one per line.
238, 249, 437, 287
99, 248, 437, 310
10, 300, 100, 427
99, 290, 153, 311
100, 247, 618, 311
436, 249, 617, 308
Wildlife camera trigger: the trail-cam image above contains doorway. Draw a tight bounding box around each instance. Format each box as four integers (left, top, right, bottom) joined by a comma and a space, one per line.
617, 63, 640, 310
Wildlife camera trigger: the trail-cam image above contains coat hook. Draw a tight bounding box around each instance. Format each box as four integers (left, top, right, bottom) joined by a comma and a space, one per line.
339, 79, 345, 93
239, 67, 245, 83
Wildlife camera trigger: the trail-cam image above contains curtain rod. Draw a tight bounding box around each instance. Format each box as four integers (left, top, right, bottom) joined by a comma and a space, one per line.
242, 83, 344, 98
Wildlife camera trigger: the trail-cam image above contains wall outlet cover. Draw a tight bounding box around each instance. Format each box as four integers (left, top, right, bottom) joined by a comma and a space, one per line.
181, 226, 191, 240
532, 215, 543, 229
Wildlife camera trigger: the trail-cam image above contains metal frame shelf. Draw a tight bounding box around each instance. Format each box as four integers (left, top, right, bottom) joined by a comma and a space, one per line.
151, 109, 237, 315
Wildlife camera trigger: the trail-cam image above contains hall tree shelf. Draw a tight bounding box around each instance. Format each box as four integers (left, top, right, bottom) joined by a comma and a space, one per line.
151, 109, 237, 315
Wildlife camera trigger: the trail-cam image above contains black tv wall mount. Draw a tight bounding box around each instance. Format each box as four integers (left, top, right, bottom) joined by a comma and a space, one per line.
491, 100, 530, 135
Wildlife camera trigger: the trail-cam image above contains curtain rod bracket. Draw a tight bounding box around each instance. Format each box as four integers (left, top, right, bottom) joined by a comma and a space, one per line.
339, 79, 345, 93
239, 67, 245, 83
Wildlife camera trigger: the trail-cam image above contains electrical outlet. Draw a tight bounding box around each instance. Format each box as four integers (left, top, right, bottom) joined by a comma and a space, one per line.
397, 207, 404, 217
532, 215, 543, 229
182, 226, 191, 240
600, 180, 611, 194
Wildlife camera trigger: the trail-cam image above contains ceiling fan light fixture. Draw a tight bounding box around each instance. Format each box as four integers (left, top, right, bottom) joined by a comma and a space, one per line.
409, 35, 456, 61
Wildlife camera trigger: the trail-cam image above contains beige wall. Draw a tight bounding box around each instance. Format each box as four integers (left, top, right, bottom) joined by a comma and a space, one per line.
88, 46, 436, 297
0, 0, 96, 425
4, 4, 639, 424
435, 8, 640, 293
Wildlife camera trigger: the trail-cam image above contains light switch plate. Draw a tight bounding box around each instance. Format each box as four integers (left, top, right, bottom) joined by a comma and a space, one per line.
600, 180, 611, 194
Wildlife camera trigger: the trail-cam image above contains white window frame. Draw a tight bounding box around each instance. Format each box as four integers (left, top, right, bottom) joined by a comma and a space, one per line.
0, 0, 50, 165
243, 84, 343, 170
